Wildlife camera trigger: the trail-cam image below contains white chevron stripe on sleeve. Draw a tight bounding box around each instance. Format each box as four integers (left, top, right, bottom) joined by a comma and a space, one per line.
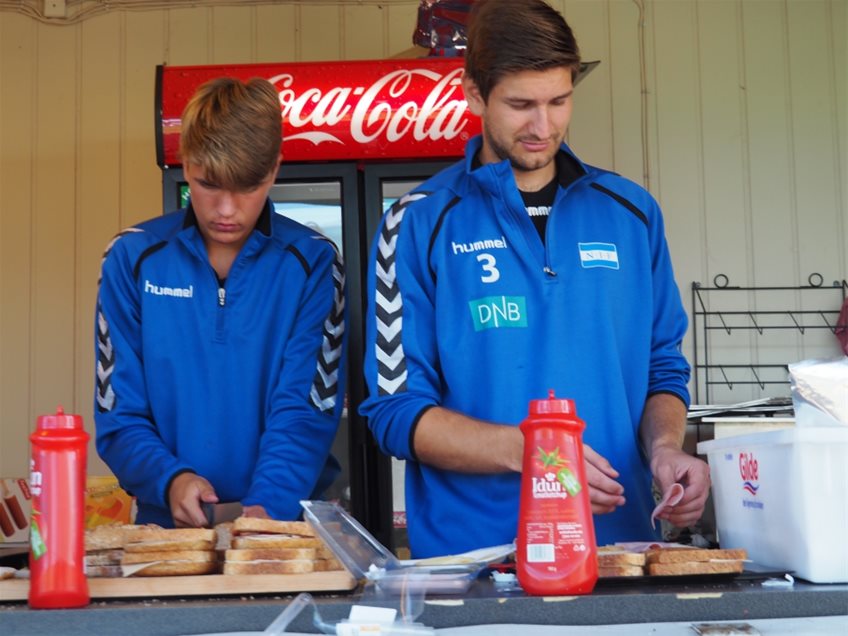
377, 373, 408, 395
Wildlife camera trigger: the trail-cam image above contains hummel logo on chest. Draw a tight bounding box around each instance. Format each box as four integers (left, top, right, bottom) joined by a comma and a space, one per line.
451, 235, 508, 255
144, 280, 194, 298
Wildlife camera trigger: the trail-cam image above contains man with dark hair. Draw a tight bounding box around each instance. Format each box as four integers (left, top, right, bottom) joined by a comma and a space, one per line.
95, 77, 345, 528
361, 0, 710, 558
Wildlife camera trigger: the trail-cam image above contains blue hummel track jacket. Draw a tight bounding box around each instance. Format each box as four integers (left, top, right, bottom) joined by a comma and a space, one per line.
361, 137, 690, 558
95, 202, 345, 526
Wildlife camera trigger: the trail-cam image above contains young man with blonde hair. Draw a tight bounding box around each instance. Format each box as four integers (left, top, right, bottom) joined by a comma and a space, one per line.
95, 77, 345, 527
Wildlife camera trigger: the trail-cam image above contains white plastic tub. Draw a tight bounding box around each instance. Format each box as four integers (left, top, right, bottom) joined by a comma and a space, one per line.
697, 427, 848, 583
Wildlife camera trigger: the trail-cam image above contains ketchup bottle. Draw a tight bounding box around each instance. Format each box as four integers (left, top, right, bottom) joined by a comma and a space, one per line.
516, 390, 598, 595
28, 407, 90, 609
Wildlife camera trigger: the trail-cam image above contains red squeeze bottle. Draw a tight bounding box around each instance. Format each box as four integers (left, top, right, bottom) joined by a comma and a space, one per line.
516, 390, 598, 595
28, 406, 90, 609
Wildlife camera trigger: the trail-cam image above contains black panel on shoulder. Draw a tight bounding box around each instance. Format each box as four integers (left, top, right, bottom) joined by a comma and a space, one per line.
286, 244, 311, 276
132, 242, 168, 281
590, 183, 649, 228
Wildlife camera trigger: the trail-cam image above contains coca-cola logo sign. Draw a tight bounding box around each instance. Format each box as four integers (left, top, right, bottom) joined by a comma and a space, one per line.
157, 58, 481, 165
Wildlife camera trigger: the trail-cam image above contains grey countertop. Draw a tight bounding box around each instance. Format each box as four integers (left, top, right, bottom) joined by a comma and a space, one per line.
2, 573, 847, 636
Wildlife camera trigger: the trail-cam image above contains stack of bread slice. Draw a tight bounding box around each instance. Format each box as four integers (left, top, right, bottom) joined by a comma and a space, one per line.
645, 546, 747, 576
84, 524, 134, 578
223, 517, 343, 575
597, 546, 647, 578
596, 544, 748, 578
121, 526, 218, 576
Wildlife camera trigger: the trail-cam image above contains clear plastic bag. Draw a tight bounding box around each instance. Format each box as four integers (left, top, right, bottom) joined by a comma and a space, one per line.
788, 357, 848, 426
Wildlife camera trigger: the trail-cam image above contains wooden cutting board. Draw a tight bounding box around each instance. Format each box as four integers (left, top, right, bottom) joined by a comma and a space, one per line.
0, 571, 357, 602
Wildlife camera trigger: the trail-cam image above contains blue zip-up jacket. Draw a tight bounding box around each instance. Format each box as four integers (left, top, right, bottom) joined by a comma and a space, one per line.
94, 201, 345, 526
360, 137, 690, 558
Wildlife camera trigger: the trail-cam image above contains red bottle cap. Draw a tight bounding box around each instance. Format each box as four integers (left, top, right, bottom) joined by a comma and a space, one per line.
37, 406, 84, 431
528, 389, 576, 415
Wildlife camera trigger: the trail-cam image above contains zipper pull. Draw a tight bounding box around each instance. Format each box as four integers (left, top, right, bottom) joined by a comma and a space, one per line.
218, 286, 226, 306
543, 266, 557, 277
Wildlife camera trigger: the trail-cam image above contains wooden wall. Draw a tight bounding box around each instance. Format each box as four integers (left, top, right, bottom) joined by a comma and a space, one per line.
0, 0, 845, 478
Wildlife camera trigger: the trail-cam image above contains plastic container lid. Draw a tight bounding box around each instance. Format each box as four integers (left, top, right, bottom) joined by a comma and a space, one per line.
300, 501, 485, 595
301, 500, 399, 579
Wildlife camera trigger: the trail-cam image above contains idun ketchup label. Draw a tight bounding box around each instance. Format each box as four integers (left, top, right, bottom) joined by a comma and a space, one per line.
516, 391, 598, 595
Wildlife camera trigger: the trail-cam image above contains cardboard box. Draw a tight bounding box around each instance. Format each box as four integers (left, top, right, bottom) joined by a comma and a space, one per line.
0, 478, 31, 546
698, 427, 848, 583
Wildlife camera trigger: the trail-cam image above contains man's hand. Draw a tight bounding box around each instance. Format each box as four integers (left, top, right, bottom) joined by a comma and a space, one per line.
650, 447, 711, 528
241, 504, 270, 519
583, 444, 626, 514
168, 472, 219, 528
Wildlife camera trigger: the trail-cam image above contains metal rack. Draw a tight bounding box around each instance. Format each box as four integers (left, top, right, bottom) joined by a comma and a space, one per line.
691, 274, 846, 404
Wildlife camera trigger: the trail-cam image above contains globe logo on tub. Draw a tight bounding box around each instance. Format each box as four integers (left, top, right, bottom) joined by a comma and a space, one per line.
739, 451, 764, 509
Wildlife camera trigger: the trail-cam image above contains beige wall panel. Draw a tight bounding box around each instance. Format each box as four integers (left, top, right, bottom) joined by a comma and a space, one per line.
786, 0, 845, 364
166, 7, 211, 65
255, 5, 297, 62
607, 0, 647, 185
565, 0, 614, 170
300, 6, 341, 61
30, 24, 78, 465
696, 0, 749, 284
691, 1, 763, 401
835, 0, 847, 221
0, 14, 37, 476
740, 1, 796, 285
124, 10, 167, 228
787, 1, 844, 287
343, 5, 390, 60
648, 0, 703, 292
385, 4, 419, 57
210, 5, 255, 64
77, 13, 123, 475
834, 0, 848, 278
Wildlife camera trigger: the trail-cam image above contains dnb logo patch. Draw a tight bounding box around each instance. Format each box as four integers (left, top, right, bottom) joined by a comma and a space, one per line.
578, 242, 619, 269
469, 295, 527, 331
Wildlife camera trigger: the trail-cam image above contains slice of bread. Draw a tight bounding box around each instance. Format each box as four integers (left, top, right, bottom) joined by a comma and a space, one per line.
214, 522, 234, 552
128, 560, 219, 577
231, 517, 315, 537
645, 547, 747, 565
312, 557, 343, 572
84, 549, 125, 566
123, 528, 217, 552
224, 547, 317, 561
231, 535, 322, 549
598, 551, 647, 568
647, 559, 745, 576
598, 565, 644, 578
222, 559, 315, 575
85, 524, 147, 552
122, 550, 218, 565
85, 564, 125, 578
315, 546, 336, 560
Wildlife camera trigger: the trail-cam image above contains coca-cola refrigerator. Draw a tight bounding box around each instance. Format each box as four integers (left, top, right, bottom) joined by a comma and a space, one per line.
155, 59, 472, 551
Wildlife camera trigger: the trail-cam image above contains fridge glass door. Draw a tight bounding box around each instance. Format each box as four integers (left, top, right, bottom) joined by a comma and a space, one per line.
269, 179, 349, 509
270, 181, 344, 256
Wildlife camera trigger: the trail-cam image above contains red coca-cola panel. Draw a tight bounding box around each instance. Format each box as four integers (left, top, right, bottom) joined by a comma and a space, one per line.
156, 58, 481, 166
